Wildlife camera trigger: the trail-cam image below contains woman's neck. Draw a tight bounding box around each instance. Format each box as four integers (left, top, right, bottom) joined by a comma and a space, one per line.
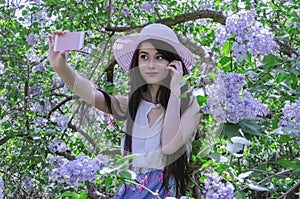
144, 84, 160, 103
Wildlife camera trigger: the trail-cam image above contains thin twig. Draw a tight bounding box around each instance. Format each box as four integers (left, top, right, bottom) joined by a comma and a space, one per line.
277, 180, 300, 199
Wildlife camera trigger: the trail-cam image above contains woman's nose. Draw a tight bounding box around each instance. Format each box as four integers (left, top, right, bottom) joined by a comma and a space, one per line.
148, 59, 156, 68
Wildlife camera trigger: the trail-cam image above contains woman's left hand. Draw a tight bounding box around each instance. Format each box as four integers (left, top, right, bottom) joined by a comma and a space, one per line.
166, 60, 183, 95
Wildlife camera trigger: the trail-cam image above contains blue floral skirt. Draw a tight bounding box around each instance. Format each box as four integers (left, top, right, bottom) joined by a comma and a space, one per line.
113, 169, 176, 199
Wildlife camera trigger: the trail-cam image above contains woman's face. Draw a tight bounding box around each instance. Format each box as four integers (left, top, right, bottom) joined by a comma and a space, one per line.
138, 41, 170, 84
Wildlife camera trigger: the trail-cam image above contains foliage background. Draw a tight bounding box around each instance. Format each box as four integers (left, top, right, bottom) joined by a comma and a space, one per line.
0, 0, 299, 198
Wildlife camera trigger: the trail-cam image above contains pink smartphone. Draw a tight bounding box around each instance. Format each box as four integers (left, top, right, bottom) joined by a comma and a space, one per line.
54, 31, 85, 52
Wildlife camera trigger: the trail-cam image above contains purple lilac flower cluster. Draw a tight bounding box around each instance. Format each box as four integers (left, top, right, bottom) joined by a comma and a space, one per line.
141, 2, 154, 12
215, 10, 278, 60
0, 63, 4, 74
290, 49, 300, 69
48, 138, 67, 153
278, 99, 300, 128
0, 177, 3, 199
202, 71, 269, 123
49, 154, 100, 186
23, 176, 33, 190
26, 33, 38, 46
204, 172, 234, 199
50, 114, 69, 131
31, 100, 51, 113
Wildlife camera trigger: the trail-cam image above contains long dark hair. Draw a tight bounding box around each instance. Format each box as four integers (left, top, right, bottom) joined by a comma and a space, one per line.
123, 39, 192, 196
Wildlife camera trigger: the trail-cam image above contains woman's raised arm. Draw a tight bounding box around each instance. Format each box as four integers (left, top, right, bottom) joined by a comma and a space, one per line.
48, 31, 127, 115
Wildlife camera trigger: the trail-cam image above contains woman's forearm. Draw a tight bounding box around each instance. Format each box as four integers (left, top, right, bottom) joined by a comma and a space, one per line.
53, 64, 97, 106
53, 64, 77, 89
161, 91, 181, 153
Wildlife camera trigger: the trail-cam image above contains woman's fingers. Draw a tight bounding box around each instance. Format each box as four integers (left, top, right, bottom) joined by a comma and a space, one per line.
167, 61, 183, 74
53, 30, 66, 35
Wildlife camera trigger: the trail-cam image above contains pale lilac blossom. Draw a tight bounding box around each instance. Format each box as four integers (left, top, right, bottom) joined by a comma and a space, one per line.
51, 114, 68, 131
26, 33, 37, 46
0, 63, 4, 74
48, 138, 67, 153
279, 99, 300, 127
0, 177, 3, 188
23, 176, 33, 190
202, 71, 269, 123
49, 154, 100, 185
32, 62, 45, 71
96, 154, 109, 166
141, 2, 153, 12
215, 10, 278, 60
123, 5, 130, 17
204, 172, 234, 199
31, 100, 51, 113
27, 86, 42, 96
34, 117, 48, 126
290, 49, 300, 69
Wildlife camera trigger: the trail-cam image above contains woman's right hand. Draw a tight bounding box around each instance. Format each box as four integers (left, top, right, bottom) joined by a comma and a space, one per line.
48, 31, 68, 69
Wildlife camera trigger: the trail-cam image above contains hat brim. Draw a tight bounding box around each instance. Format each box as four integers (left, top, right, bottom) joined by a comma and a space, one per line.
113, 33, 194, 71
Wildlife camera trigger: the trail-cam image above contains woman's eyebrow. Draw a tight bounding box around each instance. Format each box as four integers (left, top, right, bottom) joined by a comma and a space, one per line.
139, 51, 161, 55
139, 51, 149, 54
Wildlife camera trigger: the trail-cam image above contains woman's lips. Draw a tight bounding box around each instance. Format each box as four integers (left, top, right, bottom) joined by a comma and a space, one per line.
146, 72, 158, 77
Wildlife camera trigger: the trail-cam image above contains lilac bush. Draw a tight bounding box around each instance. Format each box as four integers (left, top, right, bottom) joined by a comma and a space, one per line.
202, 71, 269, 123
204, 172, 234, 199
48, 138, 67, 153
279, 99, 300, 128
290, 49, 300, 69
141, 2, 154, 12
26, 33, 37, 46
215, 10, 279, 60
0, 177, 3, 199
49, 154, 101, 186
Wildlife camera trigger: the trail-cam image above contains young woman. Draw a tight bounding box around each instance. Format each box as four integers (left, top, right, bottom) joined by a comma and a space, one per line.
48, 23, 201, 198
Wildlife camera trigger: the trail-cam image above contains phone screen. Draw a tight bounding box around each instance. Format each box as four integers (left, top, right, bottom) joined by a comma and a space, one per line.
54, 31, 85, 52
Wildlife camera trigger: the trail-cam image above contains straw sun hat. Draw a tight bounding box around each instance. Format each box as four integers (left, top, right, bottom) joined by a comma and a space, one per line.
113, 23, 195, 71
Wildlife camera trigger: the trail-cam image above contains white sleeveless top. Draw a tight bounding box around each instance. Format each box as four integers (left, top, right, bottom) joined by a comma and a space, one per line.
121, 99, 167, 169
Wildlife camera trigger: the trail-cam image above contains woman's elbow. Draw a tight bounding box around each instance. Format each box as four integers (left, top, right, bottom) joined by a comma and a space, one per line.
161, 140, 182, 155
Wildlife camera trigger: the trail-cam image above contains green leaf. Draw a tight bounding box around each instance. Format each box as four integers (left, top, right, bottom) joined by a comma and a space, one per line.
247, 179, 269, 191
218, 56, 231, 67
115, 154, 137, 164
277, 158, 297, 169
248, 183, 269, 192
234, 191, 247, 199
22, 10, 28, 16
278, 135, 292, 143
221, 39, 232, 56
231, 136, 252, 145
223, 123, 241, 138
201, 159, 213, 169
118, 170, 132, 179
197, 95, 208, 106
239, 118, 263, 136
208, 152, 221, 162
199, 176, 206, 183
206, 72, 216, 80
262, 54, 279, 64
79, 192, 87, 199
56, 191, 79, 199
105, 175, 112, 190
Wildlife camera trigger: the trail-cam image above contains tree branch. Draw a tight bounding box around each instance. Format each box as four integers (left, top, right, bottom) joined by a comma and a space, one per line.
0, 133, 28, 146
105, 9, 297, 58
105, 9, 226, 32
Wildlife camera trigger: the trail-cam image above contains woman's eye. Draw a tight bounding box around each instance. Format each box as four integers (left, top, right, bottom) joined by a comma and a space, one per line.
140, 54, 148, 60
156, 55, 164, 60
